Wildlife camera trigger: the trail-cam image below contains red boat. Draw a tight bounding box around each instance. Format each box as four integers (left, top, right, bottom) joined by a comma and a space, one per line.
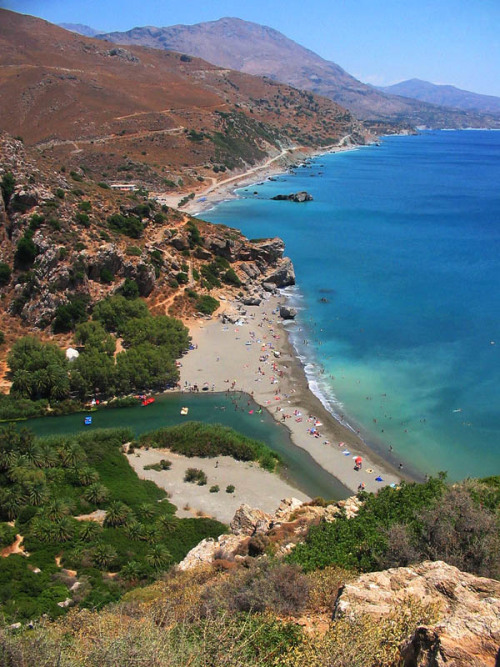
141, 397, 155, 406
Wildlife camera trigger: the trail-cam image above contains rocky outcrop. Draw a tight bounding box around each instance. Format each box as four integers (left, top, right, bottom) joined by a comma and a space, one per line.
263, 257, 295, 287
334, 561, 500, 667
177, 534, 245, 571
279, 305, 297, 320
271, 191, 313, 202
178, 495, 363, 570
230, 504, 273, 536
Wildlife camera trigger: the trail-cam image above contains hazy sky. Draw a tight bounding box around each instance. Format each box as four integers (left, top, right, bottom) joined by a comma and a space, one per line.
3, 0, 500, 97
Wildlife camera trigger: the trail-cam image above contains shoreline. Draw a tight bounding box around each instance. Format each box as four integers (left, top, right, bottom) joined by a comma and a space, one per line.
180, 294, 408, 497
152, 139, 364, 218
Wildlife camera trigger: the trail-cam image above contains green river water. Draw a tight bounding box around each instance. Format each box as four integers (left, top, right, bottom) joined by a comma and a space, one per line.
22, 392, 350, 500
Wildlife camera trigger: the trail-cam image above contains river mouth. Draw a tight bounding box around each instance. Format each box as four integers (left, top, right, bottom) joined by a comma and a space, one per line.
21, 391, 351, 501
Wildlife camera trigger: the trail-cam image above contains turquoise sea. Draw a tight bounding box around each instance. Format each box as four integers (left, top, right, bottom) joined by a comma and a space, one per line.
203, 130, 500, 481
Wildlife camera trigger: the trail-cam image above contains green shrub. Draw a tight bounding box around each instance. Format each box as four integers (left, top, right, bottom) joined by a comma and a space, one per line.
100, 268, 114, 284
14, 235, 37, 269
226, 485, 235, 494
75, 212, 90, 227
108, 213, 144, 239
196, 295, 219, 315
223, 268, 241, 286
79, 200, 91, 212
55, 188, 65, 199
70, 170, 83, 182
126, 246, 142, 256
0, 262, 11, 286
209, 485, 220, 493
176, 271, 188, 285
184, 468, 207, 486
1, 171, 15, 207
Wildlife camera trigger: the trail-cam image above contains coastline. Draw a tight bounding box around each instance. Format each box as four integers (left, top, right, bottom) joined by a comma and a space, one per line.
180, 294, 407, 497
152, 139, 363, 218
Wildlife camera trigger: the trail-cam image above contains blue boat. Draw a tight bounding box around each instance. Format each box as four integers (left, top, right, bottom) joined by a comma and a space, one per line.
84, 416, 92, 425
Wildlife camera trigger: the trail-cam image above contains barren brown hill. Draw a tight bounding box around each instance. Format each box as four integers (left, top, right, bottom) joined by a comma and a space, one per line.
98, 16, 500, 129
0, 10, 369, 193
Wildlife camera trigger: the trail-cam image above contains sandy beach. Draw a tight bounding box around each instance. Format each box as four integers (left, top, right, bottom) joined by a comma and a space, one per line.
179, 294, 404, 497
127, 447, 308, 524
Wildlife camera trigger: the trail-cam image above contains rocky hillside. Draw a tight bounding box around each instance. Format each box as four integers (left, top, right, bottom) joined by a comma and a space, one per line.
0, 9, 369, 196
97, 17, 500, 129
0, 131, 294, 369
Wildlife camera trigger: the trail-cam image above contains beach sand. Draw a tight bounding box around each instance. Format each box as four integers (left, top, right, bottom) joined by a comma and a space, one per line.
179, 295, 404, 497
128, 447, 307, 524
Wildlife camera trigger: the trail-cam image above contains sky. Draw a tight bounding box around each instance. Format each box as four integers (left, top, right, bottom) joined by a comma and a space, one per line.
2, 0, 500, 97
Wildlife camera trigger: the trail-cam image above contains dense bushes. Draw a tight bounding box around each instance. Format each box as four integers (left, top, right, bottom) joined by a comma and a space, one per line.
139, 422, 280, 471
107, 213, 144, 238
195, 294, 219, 315
289, 475, 500, 578
6, 297, 190, 406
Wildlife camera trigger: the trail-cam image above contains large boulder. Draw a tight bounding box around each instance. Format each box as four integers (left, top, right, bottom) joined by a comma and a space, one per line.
279, 305, 297, 320
263, 258, 295, 288
334, 561, 500, 667
271, 191, 313, 202
230, 504, 273, 536
177, 534, 245, 571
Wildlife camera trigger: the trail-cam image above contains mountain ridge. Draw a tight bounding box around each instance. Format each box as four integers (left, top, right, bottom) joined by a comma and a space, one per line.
96, 16, 500, 129
379, 78, 500, 116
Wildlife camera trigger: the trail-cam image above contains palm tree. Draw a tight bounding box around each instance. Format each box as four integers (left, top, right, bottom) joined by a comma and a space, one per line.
138, 503, 157, 521
58, 442, 85, 468
146, 544, 172, 571
0, 488, 25, 520
0, 446, 19, 472
104, 501, 132, 528
92, 543, 117, 569
83, 483, 109, 505
45, 497, 72, 521
26, 482, 49, 507
139, 524, 161, 544
11, 369, 33, 398
78, 521, 102, 542
120, 560, 143, 584
23, 443, 45, 468
76, 466, 99, 487
38, 443, 59, 468
49, 517, 76, 543
157, 514, 179, 533
124, 521, 142, 541
29, 516, 53, 543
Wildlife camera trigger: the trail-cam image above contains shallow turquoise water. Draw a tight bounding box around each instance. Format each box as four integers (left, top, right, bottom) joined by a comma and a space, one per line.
23, 392, 350, 500
203, 131, 500, 481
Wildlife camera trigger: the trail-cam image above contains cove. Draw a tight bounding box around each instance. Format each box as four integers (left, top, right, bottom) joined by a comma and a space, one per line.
22, 392, 351, 500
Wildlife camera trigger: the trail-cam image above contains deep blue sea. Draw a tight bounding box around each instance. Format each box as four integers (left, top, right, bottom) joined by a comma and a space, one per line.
203, 131, 500, 481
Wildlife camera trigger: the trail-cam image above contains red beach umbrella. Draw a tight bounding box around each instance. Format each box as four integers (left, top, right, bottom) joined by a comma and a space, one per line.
355, 456, 363, 464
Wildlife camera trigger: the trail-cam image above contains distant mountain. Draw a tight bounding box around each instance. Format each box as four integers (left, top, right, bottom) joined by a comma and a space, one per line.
97, 17, 500, 129
379, 79, 500, 116
58, 23, 102, 37
0, 10, 366, 160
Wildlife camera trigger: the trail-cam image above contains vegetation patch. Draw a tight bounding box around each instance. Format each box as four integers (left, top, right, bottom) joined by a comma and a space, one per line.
139, 422, 280, 472
0, 425, 226, 622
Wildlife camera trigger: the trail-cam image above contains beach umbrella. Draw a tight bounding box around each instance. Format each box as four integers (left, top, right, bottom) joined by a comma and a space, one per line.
355, 456, 363, 464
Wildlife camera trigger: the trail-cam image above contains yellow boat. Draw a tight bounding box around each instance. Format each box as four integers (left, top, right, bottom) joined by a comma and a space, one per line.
180, 407, 189, 415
